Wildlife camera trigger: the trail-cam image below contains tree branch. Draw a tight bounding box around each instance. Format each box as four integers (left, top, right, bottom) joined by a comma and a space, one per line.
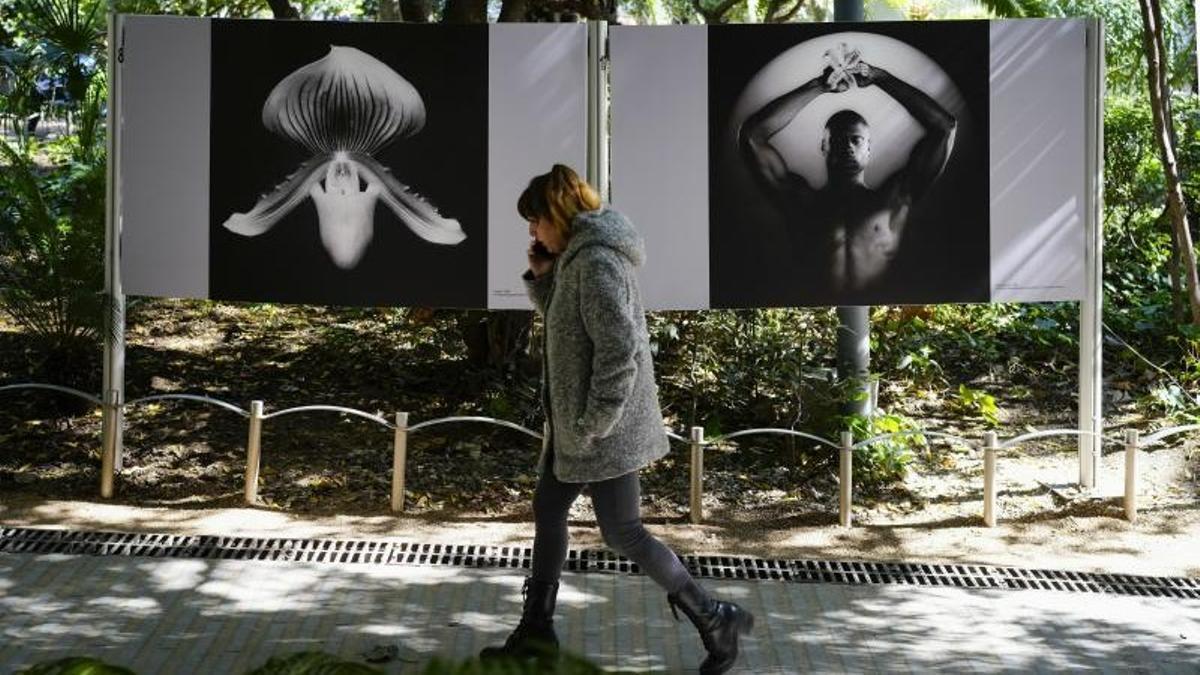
692, 0, 741, 24
1140, 0, 1200, 324
773, 0, 806, 23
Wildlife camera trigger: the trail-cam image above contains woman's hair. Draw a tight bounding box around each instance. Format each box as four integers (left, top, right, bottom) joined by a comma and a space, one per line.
517, 164, 601, 238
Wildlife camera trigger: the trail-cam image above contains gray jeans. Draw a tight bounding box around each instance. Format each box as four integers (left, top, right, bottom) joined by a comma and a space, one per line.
531, 447, 692, 594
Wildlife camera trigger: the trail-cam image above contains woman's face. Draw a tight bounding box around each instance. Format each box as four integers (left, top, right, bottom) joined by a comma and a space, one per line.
529, 216, 567, 254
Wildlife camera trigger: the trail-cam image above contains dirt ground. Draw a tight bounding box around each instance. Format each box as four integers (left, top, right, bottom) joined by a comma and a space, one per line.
3, 441, 1197, 579
2, 301, 1198, 579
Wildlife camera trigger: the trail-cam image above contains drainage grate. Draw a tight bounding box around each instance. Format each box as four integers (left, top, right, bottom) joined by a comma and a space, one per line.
2, 526, 1197, 600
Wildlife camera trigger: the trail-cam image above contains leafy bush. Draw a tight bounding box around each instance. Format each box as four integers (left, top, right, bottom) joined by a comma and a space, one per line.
223, 649, 608, 675
843, 409, 924, 488
954, 384, 1001, 428
424, 648, 606, 674
0, 139, 106, 412
646, 308, 838, 437
16, 656, 136, 675
246, 651, 383, 674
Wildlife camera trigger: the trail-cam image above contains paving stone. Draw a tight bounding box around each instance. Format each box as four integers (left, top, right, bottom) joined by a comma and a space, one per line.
2, 551, 1200, 674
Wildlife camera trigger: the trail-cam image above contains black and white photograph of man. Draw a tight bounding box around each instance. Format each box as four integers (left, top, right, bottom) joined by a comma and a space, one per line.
709, 22, 990, 307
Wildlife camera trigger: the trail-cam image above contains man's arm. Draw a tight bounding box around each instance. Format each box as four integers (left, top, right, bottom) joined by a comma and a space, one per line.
859, 65, 957, 203
738, 70, 840, 205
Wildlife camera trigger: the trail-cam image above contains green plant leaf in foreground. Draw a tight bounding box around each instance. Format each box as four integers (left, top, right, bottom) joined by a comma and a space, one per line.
16, 656, 137, 675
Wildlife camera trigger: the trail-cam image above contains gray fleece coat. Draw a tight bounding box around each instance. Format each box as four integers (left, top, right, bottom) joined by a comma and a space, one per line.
522, 207, 671, 483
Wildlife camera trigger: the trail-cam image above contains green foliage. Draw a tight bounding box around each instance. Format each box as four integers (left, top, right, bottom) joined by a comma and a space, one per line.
19, 649, 612, 675
110, 0, 368, 18
1141, 381, 1200, 423
246, 651, 383, 674
976, 0, 1054, 18
248, 649, 608, 675
844, 409, 923, 487
1101, 92, 1200, 392
981, 0, 1194, 98
0, 138, 107, 406
874, 0, 990, 21
0, 140, 106, 341
646, 308, 836, 435
895, 344, 942, 385
424, 649, 606, 674
954, 384, 1000, 427
17, 0, 104, 101
0, 45, 44, 147
69, 68, 103, 162
16, 657, 137, 675
110, 0, 271, 16
1057, 0, 1183, 98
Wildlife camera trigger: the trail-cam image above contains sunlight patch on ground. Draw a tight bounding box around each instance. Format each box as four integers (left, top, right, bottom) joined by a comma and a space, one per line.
193, 563, 327, 612
148, 559, 208, 592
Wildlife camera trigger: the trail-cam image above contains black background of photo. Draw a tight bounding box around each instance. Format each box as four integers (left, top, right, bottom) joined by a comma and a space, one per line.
708, 21, 990, 308
210, 19, 487, 308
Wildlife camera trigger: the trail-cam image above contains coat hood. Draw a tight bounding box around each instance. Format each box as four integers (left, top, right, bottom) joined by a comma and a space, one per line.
560, 207, 645, 269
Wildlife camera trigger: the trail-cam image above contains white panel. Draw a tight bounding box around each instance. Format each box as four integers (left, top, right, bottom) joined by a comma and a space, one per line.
118, 15, 210, 299
609, 26, 709, 311
486, 23, 588, 309
989, 19, 1087, 302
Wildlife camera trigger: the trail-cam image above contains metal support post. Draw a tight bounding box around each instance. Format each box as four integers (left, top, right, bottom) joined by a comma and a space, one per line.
833, 0, 870, 419
983, 432, 998, 527
587, 19, 610, 201
101, 13, 127, 484
244, 400, 264, 505
839, 431, 853, 528
392, 412, 408, 512
1124, 429, 1138, 522
1079, 18, 1105, 489
99, 388, 120, 498
690, 426, 704, 525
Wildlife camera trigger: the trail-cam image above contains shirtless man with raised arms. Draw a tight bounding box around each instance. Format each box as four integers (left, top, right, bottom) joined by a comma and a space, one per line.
738, 55, 957, 296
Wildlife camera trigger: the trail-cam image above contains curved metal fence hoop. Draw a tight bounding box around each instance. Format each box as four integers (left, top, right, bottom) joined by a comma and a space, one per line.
0, 383, 103, 406
261, 405, 393, 428
712, 428, 842, 450
1141, 424, 1200, 448
124, 394, 249, 418
999, 428, 1122, 450
406, 416, 543, 440
852, 430, 974, 450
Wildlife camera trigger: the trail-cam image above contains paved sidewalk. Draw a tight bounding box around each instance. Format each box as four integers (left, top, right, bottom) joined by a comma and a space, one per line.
1, 551, 1197, 674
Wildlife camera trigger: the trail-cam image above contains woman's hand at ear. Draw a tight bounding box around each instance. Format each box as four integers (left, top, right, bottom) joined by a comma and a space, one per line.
528, 240, 557, 277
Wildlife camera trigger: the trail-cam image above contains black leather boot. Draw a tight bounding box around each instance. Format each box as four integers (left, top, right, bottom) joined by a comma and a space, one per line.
479, 576, 560, 662
667, 577, 755, 675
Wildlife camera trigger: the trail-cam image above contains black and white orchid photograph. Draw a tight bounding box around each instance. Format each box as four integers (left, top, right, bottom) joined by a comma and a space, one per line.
708, 21, 990, 308
209, 19, 487, 307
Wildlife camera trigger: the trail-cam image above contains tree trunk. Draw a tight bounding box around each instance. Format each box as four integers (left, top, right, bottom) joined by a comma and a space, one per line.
443, 0, 488, 23
1141, 0, 1200, 325
378, 0, 401, 20
1168, 210, 1187, 323
400, 0, 432, 22
266, 0, 300, 19
692, 0, 741, 24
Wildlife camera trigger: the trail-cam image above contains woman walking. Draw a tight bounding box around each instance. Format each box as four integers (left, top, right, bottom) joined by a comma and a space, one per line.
480, 165, 754, 674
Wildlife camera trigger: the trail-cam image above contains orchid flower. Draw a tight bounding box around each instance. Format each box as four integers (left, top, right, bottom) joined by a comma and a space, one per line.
823, 42, 864, 92
222, 45, 466, 269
